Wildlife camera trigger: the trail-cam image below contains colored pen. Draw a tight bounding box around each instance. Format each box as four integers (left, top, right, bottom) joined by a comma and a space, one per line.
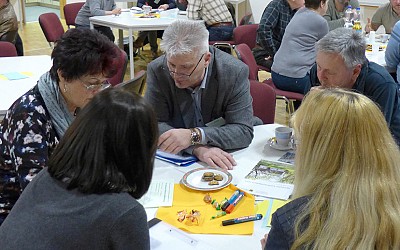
222, 214, 263, 226
225, 191, 244, 214
221, 190, 240, 211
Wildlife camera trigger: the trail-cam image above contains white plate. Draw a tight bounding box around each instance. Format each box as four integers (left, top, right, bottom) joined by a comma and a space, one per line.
267, 137, 293, 151
181, 168, 232, 191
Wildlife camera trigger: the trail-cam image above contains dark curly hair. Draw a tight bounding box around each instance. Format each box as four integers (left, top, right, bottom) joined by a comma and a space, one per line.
49, 28, 121, 83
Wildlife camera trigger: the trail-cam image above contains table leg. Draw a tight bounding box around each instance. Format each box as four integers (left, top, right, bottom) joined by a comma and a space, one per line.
118, 29, 124, 49
129, 29, 135, 79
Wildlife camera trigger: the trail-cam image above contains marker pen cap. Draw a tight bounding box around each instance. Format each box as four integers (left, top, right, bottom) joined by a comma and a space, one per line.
221, 201, 230, 211
222, 219, 235, 226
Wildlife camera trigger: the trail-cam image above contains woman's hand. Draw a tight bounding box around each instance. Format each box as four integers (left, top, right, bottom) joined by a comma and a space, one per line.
260, 233, 269, 249
112, 8, 121, 15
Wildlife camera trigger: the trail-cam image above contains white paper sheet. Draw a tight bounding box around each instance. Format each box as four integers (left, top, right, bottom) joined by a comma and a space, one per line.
138, 179, 174, 208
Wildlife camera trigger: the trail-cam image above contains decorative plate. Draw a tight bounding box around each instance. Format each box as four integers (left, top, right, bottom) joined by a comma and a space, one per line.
181, 168, 232, 191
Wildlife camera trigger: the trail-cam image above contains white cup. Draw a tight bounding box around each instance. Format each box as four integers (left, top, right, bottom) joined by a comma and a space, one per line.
381, 34, 389, 43
369, 31, 376, 44
143, 5, 152, 15
275, 127, 293, 146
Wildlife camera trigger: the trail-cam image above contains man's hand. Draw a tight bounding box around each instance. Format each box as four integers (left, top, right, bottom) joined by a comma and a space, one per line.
365, 17, 372, 33
158, 4, 169, 10
178, 0, 188, 5
193, 146, 236, 170
158, 129, 192, 154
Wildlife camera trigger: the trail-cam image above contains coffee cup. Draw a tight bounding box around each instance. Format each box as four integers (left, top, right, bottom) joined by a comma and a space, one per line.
143, 5, 152, 15
275, 127, 293, 146
381, 34, 389, 43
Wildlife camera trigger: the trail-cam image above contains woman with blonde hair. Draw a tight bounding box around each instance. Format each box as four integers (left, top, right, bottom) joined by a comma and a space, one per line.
264, 88, 400, 250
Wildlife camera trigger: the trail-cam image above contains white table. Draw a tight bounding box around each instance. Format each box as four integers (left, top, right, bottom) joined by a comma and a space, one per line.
0, 55, 52, 119
148, 124, 289, 250
90, 9, 187, 78
366, 49, 386, 67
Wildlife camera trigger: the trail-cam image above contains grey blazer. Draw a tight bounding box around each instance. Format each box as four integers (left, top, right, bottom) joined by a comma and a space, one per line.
145, 47, 257, 150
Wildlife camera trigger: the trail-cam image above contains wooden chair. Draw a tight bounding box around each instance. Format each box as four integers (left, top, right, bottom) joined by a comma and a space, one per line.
235, 43, 304, 115
250, 79, 276, 124
39, 13, 65, 48
233, 24, 258, 50
0, 41, 18, 57
114, 70, 147, 96
63, 2, 85, 29
233, 24, 270, 72
108, 49, 128, 86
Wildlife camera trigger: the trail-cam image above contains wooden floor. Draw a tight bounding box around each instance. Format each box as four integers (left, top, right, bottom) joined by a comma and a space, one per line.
19, 21, 289, 125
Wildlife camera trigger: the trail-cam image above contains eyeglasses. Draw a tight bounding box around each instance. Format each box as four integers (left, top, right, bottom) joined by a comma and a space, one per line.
82, 80, 111, 92
166, 54, 205, 79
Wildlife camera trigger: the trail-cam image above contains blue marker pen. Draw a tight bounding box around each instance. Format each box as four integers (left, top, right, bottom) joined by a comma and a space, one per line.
222, 214, 263, 226
221, 190, 240, 211
225, 191, 244, 213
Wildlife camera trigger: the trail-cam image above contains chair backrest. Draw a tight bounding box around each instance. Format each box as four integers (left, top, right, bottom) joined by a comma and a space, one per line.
108, 49, 128, 86
0, 41, 18, 57
63, 2, 84, 29
233, 24, 258, 50
239, 13, 252, 26
114, 70, 147, 96
234, 43, 259, 81
250, 80, 276, 124
38, 13, 65, 47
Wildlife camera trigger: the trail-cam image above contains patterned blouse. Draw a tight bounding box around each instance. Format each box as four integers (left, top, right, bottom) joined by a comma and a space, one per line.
0, 85, 59, 224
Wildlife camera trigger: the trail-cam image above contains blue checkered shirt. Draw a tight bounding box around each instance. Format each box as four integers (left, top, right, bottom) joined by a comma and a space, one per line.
256, 0, 297, 56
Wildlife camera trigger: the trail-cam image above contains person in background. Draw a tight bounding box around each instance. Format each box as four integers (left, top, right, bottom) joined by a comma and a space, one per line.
0, 28, 120, 225
178, 0, 234, 41
145, 20, 261, 170
0, 88, 158, 249
365, 0, 400, 34
271, 0, 329, 95
309, 27, 400, 144
75, 0, 122, 42
263, 88, 400, 250
0, 0, 18, 44
134, 0, 176, 59
253, 0, 304, 69
385, 20, 400, 82
323, 0, 359, 30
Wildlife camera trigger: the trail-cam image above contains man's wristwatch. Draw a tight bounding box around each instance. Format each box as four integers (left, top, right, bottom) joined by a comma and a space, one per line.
190, 128, 202, 145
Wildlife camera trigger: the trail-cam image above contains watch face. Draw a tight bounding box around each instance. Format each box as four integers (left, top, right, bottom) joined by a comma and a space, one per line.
191, 129, 201, 145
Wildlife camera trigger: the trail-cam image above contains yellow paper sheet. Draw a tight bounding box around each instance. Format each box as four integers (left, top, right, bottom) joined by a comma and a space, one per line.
156, 184, 255, 235
256, 199, 289, 227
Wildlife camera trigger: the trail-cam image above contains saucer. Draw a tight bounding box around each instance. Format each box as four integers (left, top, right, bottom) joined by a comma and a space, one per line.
267, 137, 293, 151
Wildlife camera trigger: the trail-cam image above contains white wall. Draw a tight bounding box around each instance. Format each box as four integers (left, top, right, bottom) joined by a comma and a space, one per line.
248, 0, 271, 24
10, 0, 22, 22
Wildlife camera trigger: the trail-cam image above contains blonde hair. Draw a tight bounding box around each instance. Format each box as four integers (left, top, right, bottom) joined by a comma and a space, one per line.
290, 88, 400, 250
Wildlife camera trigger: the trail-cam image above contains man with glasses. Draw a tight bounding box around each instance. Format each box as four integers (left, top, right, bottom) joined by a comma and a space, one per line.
310, 28, 400, 144
145, 20, 261, 170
